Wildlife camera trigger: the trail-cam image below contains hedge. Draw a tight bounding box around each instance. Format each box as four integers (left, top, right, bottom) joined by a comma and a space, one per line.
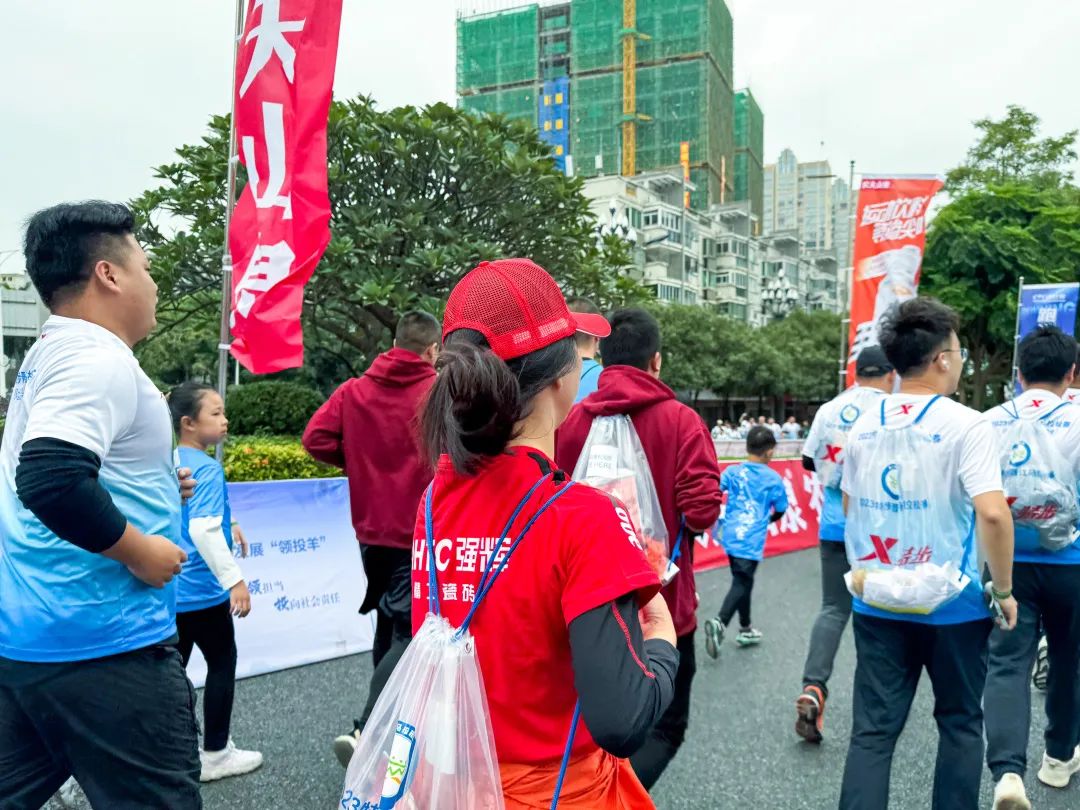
225, 381, 324, 436
223, 436, 339, 482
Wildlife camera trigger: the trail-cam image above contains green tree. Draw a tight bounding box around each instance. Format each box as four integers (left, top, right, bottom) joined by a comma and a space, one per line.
921, 183, 1080, 407
946, 105, 1078, 195
132, 96, 644, 390
761, 309, 843, 402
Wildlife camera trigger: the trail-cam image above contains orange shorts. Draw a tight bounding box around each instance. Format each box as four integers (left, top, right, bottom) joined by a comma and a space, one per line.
500, 748, 655, 810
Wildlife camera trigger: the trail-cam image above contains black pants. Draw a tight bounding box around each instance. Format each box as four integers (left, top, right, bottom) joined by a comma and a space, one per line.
719, 556, 758, 628
177, 599, 237, 752
985, 562, 1080, 779
802, 542, 853, 697
840, 614, 991, 810
358, 545, 413, 728
629, 631, 696, 789
0, 643, 202, 810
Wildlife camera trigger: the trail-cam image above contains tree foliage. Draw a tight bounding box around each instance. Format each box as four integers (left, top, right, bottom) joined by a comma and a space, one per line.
945, 105, 1078, 195
132, 96, 644, 390
924, 106, 1080, 408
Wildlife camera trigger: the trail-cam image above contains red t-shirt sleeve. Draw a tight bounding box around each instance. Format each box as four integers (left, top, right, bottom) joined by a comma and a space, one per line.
556, 487, 662, 625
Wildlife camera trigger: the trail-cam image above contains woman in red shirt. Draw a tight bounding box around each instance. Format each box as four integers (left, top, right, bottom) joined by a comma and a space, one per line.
413, 259, 679, 809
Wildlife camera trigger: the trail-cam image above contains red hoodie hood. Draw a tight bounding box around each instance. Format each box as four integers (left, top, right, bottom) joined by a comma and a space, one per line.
580, 365, 675, 416
364, 347, 436, 387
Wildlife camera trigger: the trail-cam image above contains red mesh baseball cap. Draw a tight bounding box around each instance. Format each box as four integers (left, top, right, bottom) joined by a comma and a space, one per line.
443, 259, 611, 361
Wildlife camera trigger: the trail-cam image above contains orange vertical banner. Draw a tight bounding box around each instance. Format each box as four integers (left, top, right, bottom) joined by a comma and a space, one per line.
846, 175, 944, 386
680, 141, 690, 208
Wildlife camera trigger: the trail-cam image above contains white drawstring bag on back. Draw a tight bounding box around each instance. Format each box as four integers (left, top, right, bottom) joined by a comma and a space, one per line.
340, 474, 579, 810
844, 396, 972, 614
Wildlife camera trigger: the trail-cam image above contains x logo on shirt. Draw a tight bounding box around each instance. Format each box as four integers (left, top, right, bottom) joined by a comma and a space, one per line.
823, 445, 842, 463
1030, 399, 1043, 409
858, 535, 898, 564
899, 404, 914, 415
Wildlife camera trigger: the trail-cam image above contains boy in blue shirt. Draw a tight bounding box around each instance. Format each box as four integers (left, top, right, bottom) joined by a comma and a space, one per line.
703, 426, 788, 657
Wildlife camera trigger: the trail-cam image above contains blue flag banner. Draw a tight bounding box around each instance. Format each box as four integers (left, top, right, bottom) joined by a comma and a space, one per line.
1019, 282, 1080, 339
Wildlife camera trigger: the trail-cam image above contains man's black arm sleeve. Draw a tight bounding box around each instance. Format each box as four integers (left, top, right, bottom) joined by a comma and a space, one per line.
802, 454, 816, 472
15, 437, 127, 553
568, 593, 679, 758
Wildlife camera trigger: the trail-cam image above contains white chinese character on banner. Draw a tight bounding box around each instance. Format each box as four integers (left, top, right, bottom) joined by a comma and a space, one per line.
240, 0, 306, 97
456, 538, 480, 572
242, 102, 292, 219
441, 583, 458, 602
232, 240, 295, 323
461, 583, 476, 603
768, 471, 808, 536
413, 582, 421, 599
1037, 306, 1058, 325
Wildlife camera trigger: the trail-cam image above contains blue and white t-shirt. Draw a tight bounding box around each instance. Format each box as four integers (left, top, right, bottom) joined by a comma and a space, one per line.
803, 386, 887, 542
719, 462, 788, 561
842, 394, 1002, 625
0, 316, 180, 662
985, 389, 1080, 565
176, 447, 234, 612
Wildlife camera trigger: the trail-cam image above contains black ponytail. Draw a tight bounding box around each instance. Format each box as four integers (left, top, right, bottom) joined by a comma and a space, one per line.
168, 381, 216, 434
421, 329, 577, 475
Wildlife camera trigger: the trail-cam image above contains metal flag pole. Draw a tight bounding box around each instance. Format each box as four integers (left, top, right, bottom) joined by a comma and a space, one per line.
1008, 275, 1025, 400
837, 160, 856, 394
216, 0, 246, 461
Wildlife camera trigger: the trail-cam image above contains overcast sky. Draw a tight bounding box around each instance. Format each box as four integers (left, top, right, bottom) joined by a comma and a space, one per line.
3, 0, 1079, 273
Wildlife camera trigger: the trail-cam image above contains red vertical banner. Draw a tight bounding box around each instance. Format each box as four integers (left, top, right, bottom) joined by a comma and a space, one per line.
228, 0, 344, 374
680, 141, 690, 208
846, 175, 943, 386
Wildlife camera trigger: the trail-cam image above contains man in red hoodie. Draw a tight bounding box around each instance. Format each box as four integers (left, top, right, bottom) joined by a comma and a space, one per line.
302, 311, 440, 767
557, 307, 722, 790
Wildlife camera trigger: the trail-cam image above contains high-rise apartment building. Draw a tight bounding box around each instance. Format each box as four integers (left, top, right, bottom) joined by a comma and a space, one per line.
734, 89, 764, 228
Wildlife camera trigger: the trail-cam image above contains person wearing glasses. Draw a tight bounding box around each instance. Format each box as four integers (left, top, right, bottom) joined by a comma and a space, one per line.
838, 298, 1017, 810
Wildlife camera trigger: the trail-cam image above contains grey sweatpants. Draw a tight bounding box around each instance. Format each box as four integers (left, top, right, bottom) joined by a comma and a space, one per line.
801, 540, 852, 696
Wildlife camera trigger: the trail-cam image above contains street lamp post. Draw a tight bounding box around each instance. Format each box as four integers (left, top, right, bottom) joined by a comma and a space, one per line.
761, 266, 799, 320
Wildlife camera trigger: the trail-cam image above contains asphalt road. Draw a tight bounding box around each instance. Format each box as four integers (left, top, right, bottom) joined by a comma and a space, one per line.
49, 547, 1077, 809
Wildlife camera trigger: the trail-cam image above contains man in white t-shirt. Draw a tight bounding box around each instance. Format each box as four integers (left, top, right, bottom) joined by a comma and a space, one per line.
0, 202, 199, 807
794, 346, 895, 743
983, 326, 1080, 808
838, 298, 1017, 810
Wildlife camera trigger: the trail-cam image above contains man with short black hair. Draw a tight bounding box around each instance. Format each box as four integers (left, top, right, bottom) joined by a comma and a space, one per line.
839, 297, 1017, 810
557, 307, 722, 789
983, 325, 1080, 809
566, 296, 609, 403
303, 310, 441, 767
0, 201, 200, 808
794, 345, 897, 743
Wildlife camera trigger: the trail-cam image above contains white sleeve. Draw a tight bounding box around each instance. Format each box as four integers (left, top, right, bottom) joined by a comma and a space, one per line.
803, 407, 827, 459
23, 352, 138, 458
189, 516, 244, 590
958, 416, 1004, 498
840, 424, 860, 497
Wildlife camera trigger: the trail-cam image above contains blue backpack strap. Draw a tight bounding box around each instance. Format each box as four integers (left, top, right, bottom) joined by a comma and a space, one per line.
913, 394, 942, 424
669, 517, 686, 566
423, 483, 438, 615
550, 702, 581, 810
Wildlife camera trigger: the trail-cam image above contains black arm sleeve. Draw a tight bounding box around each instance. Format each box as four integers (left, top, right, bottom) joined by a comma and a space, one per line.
802, 454, 816, 472
15, 437, 128, 553
769, 509, 786, 524
568, 593, 679, 758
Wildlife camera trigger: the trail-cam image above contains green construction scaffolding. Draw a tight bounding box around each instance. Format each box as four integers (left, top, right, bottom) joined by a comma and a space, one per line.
457, 6, 539, 92
734, 88, 764, 222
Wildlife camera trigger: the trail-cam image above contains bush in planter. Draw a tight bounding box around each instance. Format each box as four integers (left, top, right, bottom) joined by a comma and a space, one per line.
225, 382, 324, 436
223, 436, 339, 482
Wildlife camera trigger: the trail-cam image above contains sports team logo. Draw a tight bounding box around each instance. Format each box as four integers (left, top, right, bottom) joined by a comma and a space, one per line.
839, 404, 861, 425
881, 463, 902, 500
1008, 441, 1032, 468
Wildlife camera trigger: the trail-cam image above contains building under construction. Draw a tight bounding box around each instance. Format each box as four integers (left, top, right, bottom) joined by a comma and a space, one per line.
456, 0, 749, 212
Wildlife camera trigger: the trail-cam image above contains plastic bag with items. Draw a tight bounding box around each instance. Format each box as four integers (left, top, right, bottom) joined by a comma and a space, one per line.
340, 476, 577, 810
572, 414, 676, 584
844, 396, 972, 614
995, 402, 1080, 552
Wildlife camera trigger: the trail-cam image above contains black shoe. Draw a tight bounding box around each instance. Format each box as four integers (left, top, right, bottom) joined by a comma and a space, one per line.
333, 719, 362, 768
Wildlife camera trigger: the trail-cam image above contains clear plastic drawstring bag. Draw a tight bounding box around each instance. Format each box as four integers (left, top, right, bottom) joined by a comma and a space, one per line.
995, 402, 1080, 552
844, 396, 972, 614
341, 474, 579, 810
572, 415, 676, 584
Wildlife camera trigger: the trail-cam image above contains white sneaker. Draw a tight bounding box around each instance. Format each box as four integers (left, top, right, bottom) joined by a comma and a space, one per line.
199, 739, 264, 782
334, 719, 363, 768
1037, 745, 1080, 788
56, 777, 85, 809
992, 773, 1031, 810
